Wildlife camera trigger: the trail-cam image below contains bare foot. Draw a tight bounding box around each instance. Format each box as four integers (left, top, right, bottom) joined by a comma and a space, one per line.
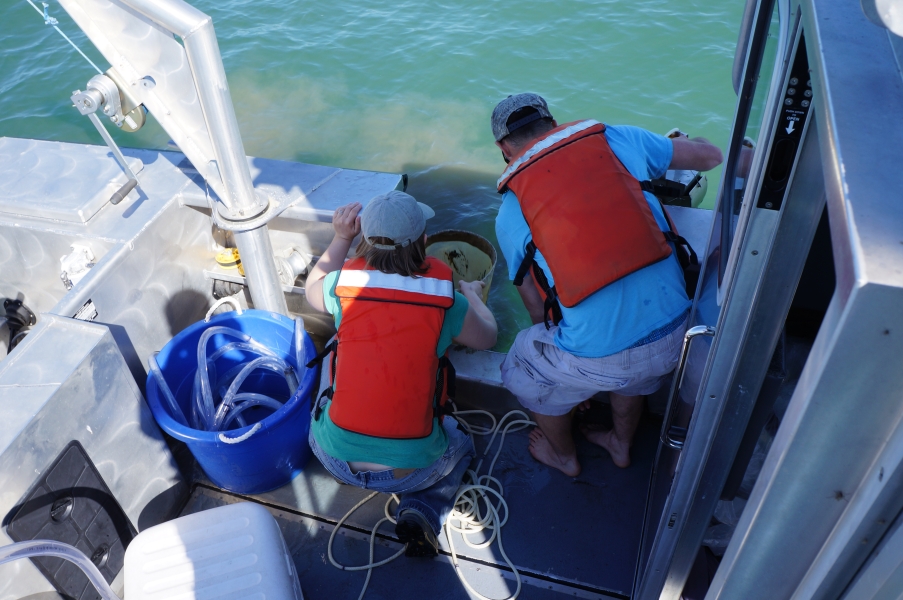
581, 426, 631, 468
528, 428, 581, 477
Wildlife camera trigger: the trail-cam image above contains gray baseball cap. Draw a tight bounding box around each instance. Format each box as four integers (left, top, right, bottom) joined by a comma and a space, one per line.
491, 93, 554, 141
360, 191, 435, 249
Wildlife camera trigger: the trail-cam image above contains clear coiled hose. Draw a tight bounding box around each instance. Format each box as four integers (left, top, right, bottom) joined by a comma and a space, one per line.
0, 540, 119, 600
213, 356, 297, 430
221, 393, 286, 429
195, 327, 259, 427
148, 353, 188, 427
157, 323, 305, 433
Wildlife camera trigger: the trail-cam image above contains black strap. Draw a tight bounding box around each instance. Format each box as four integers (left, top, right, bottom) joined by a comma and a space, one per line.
666, 231, 700, 297
656, 197, 700, 298
433, 356, 456, 418
654, 197, 698, 267
530, 262, 562, 329
663, 231, 698, 265
541, 285, 561, 329
513, 241, 537, 287
308, 339, 338, 421
313, 386, 332, 421
513, 241, 562, 329
306, 338, 337, 369
506, 111, 543, 135
659, 199, 678, 233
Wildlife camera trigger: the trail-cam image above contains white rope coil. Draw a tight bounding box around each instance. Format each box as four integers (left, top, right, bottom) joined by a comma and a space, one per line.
326, 409, 535, 600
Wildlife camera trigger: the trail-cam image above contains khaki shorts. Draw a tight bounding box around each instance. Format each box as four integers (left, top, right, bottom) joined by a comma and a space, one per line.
501, 319, 687, 416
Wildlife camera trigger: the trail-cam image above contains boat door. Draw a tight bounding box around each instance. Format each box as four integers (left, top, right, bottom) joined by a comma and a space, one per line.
632, 0, 829, 595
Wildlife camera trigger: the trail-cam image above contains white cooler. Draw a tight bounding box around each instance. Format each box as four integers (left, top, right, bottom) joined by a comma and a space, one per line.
124, 502, 303, 600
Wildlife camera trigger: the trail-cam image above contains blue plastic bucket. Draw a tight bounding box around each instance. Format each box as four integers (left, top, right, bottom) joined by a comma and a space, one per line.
146, 309, 318, 494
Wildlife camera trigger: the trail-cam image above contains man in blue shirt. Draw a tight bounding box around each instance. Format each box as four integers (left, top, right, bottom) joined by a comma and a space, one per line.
491, 93, 722, 476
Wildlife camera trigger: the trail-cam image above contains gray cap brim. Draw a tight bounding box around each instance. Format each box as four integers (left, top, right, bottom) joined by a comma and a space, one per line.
418, 202, 435, 220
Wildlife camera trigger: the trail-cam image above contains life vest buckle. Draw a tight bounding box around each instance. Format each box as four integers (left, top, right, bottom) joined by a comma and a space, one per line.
543, 286, 561, 330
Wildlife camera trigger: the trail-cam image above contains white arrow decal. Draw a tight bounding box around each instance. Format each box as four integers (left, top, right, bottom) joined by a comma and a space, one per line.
785, 121, 796, 134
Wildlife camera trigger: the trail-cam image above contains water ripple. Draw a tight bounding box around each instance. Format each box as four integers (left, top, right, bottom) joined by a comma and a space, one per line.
1, 0, 743, 349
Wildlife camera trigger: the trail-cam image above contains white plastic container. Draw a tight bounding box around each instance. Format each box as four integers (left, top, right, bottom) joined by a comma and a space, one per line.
124, 502, 303, 600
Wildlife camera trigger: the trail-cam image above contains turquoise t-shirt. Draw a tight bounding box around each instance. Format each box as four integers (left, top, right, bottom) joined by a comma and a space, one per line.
495, 123, 691, 358
310, 269, 470, 468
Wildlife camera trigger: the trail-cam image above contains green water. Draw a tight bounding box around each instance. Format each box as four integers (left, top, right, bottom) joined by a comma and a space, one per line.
0, 0, 744, 349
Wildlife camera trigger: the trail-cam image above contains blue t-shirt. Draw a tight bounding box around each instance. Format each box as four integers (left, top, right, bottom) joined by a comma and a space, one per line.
495, 124, 691, 358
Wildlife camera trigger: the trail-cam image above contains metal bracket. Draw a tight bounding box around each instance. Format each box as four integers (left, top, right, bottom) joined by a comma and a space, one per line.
660, 325, 716, 450
209, 189, 277, 232
72, 74, 122, 124
71, 69, 146, 133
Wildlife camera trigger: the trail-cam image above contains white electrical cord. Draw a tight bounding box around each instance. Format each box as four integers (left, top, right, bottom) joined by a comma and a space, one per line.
327, 409, 535, 600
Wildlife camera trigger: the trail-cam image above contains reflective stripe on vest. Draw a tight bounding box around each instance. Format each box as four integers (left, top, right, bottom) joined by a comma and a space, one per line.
498, 119, 602, 189
328, 257, 454, 439
498, 120, 673, 308
335, 267, 454, 308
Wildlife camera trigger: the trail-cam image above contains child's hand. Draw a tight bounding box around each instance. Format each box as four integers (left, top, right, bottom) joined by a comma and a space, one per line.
333, 202, 362, 241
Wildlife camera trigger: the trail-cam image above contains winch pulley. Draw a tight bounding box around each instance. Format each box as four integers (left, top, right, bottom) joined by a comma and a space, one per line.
71, 68, 147, 133
70, 69, 145, 204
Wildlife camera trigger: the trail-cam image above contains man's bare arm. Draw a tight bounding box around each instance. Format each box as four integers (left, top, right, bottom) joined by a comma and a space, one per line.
669, 136, 724, 171
516, 271, 547, 325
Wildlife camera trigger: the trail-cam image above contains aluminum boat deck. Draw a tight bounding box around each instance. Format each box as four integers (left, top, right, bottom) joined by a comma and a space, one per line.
182, 413, 664, 600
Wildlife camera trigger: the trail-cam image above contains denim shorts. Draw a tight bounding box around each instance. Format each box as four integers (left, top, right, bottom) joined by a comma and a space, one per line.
501, 317, 687, 416
308, 417, 475, 535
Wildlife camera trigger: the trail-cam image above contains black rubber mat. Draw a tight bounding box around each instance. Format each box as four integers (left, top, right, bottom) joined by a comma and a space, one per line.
184, 487, 615, 600
202, 405, 662, 598
5, 441, 136, 600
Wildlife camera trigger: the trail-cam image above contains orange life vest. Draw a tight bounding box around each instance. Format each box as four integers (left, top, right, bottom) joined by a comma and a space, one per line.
497, 120, 673, 310
314, 257, 456, 439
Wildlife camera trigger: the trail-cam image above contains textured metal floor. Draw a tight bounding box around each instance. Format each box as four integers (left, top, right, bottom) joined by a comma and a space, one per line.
188, 411, 662, 599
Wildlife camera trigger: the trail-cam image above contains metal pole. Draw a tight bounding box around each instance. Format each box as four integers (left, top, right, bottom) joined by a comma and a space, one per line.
120, 0, 287, 315
234, 228, 286, 315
